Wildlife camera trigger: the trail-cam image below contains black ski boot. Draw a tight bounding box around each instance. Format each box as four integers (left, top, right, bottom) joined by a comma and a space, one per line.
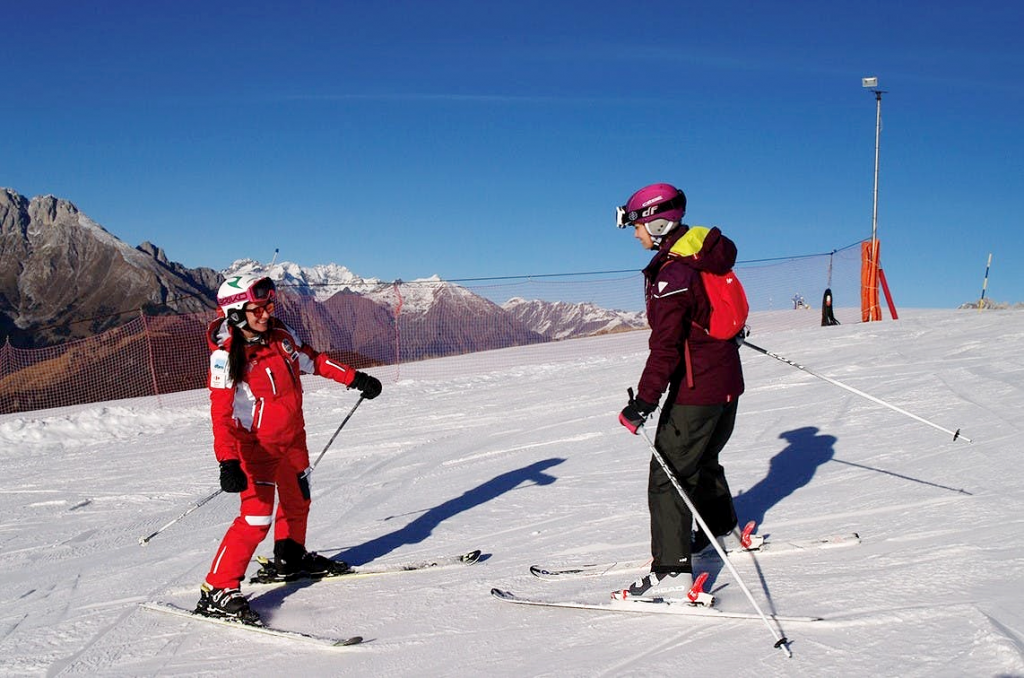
195, 584, 261, 625
273, 538, 350, 580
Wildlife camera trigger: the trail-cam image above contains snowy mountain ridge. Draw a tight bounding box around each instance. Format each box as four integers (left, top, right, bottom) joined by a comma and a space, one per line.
502, 296, 647, 340
223, 259, 646, 333
222, 259, 479, 314
223, 258, 389, 302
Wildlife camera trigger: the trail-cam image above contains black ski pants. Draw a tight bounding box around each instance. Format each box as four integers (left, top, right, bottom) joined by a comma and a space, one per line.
648, 399, 739, 573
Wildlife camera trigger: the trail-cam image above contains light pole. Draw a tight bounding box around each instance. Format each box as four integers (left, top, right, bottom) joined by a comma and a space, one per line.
862, 76, 886, 321
862, 77, 886, 246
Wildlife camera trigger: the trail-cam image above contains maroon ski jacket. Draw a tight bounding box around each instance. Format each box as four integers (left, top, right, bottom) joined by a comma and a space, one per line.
636, 226, 745, 407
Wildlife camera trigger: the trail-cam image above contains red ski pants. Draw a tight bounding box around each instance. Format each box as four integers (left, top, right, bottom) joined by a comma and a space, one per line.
205, 441, 312, 589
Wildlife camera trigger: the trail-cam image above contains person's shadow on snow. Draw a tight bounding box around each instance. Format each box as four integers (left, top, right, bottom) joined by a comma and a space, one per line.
733, 426, 835, 529
253, 458, 563, 609
337, 457, 564, 567
701, 427, 834, 597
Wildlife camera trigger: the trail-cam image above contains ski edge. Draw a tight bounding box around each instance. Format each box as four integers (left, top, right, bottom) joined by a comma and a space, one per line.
530, 533, 861, 580
141, 601, 364, 647
250, 548, 482, 585
530, 558, 651, 580
490, 588, 823, 623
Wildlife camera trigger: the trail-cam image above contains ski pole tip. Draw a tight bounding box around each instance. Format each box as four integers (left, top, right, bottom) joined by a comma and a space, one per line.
774, 636, 793, 658
953, 429, 973, 443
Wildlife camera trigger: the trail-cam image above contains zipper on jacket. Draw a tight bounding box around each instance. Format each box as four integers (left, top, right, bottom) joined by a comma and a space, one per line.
265, 367, 277, 395
255, 398, 265, 429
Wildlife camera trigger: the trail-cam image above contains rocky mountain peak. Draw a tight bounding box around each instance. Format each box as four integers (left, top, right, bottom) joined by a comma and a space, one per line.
0, 188, 220, 347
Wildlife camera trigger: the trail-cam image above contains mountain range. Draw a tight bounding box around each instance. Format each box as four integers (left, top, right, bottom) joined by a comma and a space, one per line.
0, 188, 220, 347
0, 188, 646, 351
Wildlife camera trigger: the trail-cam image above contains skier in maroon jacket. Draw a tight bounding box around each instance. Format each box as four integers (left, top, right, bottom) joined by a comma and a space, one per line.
612, 182, 746, 600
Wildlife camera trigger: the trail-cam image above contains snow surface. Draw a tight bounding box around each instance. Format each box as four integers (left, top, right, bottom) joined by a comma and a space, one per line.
2, 309, 1023, 677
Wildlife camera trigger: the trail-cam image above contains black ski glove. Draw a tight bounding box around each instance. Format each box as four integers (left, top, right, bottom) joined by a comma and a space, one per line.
350, 371, 382, 400
219, 459, 248, 493
618, 390, 657, 435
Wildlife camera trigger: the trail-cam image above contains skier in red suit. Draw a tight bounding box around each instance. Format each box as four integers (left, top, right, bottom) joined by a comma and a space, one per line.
196, 274, 382, 623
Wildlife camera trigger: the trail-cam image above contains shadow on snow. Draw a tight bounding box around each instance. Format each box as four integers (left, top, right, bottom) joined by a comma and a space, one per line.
339, 457, 564, 566
734, 426, 835, 529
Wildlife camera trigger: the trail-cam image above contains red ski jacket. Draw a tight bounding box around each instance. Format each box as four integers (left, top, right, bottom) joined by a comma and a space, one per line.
207, 317, 357, 462
636, 226, 745, 407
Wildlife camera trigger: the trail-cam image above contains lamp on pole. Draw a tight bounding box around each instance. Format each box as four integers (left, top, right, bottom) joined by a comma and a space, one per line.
862, 76, 886, 321
862, 76, 886, 246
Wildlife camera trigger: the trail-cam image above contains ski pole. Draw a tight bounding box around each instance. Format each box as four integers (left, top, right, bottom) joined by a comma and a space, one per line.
637, 424, 793, 658
742, 339, 971, 443
310, 395, 364, 470
139, 488, 223, 545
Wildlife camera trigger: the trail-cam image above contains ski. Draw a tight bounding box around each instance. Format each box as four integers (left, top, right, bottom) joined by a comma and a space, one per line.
530, 533, 860, 580
141, 601, 364, 648
490, 588, 822, 622
249, 548, 482, 586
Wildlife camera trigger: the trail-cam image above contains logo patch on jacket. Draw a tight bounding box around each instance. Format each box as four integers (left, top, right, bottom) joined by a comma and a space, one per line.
209, 350, 232, 389
281, 338, 299, 361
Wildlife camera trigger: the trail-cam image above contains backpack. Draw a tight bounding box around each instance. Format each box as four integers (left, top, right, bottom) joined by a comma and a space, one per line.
697, 269, 749, 340
668, 227, 749, 340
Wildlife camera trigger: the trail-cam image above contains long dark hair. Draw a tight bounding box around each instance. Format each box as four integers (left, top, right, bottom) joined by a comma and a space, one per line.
228, 324, 248, 385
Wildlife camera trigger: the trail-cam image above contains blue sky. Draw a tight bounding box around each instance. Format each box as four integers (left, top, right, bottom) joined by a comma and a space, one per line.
2, 1, 1022, 308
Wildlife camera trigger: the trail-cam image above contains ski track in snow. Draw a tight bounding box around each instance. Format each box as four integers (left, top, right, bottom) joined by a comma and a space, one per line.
0, 310, 1023, 676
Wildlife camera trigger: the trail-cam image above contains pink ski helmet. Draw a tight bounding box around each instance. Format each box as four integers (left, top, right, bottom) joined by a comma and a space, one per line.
616, 183, 687, 237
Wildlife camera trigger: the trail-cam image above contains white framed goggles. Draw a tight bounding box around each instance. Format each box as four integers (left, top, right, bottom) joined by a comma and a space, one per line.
615, 205, 631, 229
615, 193, 686, 229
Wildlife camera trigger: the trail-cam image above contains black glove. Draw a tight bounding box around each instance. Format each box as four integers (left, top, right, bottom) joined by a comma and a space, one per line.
219, 459, 248, 493
350, 371, 382, 400
618, 391, 657, 435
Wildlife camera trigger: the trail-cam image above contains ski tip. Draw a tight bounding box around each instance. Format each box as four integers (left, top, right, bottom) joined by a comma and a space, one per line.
490, 587, 514, 600
336, 636, 364, 646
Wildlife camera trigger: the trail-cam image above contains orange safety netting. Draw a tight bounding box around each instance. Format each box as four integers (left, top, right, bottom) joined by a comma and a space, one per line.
1, 248, 862, 416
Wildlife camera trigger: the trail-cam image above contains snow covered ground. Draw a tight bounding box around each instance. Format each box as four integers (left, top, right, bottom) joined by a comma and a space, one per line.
1, 309, 1022, 677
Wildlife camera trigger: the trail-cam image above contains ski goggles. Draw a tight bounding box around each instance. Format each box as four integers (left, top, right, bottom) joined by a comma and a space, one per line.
218, 276, 277, 308
615, 194, 687, 229
246, 300, 275, 317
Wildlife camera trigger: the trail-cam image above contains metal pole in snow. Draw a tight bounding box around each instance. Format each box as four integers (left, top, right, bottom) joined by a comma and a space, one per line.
978, 253, 992, 312
138, 488, 223, 545
310, 395, 364, 470
742, 339, 972, 443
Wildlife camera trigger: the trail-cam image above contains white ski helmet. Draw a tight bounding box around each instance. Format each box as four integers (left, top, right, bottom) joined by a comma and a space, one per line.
217, 274, 276, 328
